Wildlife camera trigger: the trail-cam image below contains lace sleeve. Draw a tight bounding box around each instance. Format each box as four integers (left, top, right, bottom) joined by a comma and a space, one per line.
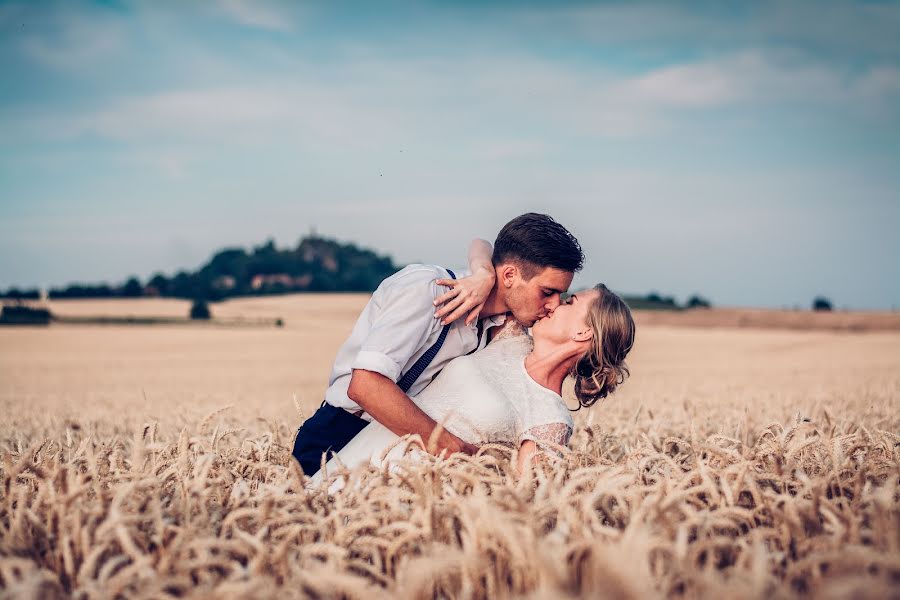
521, 422, 573, 450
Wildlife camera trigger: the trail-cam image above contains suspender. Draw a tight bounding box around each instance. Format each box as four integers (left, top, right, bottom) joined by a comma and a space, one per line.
395, 268, 456, 393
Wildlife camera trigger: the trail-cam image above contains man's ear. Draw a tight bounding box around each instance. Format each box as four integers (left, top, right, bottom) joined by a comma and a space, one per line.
498, 264, 518, 289
573, 328, 593, 343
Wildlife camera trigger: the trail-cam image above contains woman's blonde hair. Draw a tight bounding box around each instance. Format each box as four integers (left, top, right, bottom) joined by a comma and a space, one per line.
571, 284, 636, 409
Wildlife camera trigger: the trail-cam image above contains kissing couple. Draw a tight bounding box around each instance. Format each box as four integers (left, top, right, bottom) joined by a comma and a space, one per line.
291, 213, 636, 480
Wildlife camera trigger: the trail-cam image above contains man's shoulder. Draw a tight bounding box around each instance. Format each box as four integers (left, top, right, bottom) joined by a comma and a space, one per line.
378, 264, 464, 298
391, 264, 454, 281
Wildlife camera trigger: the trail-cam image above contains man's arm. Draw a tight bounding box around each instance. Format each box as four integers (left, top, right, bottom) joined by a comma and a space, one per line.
433, 239, 496, 326
348, 268, 478, 457
348, 369, 477, 455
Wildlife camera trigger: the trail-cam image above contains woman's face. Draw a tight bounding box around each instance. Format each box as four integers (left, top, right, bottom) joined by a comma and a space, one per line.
531, 288, 599, 344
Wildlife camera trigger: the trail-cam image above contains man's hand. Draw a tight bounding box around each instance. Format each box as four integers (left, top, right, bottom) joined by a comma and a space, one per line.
438, 432, 479, 456
348, 369, 478, 456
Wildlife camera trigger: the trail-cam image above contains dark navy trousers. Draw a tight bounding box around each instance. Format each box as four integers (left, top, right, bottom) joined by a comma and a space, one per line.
292, 403, 368, 476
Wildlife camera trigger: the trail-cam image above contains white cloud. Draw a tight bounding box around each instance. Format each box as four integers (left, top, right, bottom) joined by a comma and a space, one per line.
612, 59, 741, 108
215, 0, 295, 32
87, 88, 292, 136
472, 140, 550, 160
581, 50, 900, 135
19, 13, 124, 70
13, 48, 900, 158
517, 1, 900, 60
42, 85, 397, 148
3, 2, 897, 307
127, 149, 194, 180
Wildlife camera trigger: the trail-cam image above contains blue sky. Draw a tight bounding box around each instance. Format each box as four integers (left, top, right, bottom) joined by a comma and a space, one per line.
1, 0, 898, 309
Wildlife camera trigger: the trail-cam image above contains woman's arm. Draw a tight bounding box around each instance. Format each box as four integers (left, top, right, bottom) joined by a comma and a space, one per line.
517, 423, 573, 475
517, 439, 539, 474
433, 238, 496, 326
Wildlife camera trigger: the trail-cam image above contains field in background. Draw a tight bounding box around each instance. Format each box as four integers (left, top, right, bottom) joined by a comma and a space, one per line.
38, 294, 900, 330
636, 306, 900, 332
1, 295, 898, 598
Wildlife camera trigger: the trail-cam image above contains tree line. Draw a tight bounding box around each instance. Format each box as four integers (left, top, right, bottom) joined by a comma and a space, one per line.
3, 233, 839, 312
2, 235, 401, 302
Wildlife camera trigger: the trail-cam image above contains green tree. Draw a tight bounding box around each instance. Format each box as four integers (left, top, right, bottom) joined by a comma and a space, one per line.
121, 277, 143, 297
812, 296, 833, 311
190, 298, 211, 320
148, 273, 169, 295
687, 295, 712, 309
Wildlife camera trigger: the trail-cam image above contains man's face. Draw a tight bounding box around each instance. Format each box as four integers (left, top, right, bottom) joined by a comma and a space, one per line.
505, 266, 574, 326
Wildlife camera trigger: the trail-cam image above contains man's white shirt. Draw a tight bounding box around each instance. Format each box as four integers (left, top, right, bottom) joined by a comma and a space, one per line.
324, 264, 507, 419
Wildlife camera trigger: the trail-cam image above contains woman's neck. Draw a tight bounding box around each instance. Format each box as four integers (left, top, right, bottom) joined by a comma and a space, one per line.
524, 338, 579, 395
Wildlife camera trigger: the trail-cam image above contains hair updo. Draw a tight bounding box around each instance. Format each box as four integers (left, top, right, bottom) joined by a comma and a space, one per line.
571, 284, 636, 409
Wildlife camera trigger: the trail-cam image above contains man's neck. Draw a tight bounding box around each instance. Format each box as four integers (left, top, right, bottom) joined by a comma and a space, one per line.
479, 284, 508, 319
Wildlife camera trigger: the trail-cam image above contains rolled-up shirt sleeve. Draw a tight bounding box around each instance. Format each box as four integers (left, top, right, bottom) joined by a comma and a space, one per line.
351, 272, 443, 382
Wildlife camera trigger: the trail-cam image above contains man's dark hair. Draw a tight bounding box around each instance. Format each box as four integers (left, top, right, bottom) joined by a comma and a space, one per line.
492, 213, 584, 278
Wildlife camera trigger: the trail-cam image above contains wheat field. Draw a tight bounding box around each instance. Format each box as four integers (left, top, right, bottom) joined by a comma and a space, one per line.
1, 296, 898, 599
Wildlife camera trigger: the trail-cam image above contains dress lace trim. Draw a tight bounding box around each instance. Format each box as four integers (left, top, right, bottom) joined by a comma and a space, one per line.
521, 422, 573, 448
489, 318, 530, 343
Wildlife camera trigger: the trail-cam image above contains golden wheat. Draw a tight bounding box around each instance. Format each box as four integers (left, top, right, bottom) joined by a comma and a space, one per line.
1, 409, 897, 599
1, 296, 898, 599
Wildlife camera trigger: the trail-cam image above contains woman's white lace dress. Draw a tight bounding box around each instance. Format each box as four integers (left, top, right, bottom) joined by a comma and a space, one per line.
310, 323, 573, 484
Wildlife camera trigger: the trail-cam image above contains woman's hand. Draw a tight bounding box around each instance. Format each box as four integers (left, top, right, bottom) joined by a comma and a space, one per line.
433, 267, 495, 326
433, 238, 496, 326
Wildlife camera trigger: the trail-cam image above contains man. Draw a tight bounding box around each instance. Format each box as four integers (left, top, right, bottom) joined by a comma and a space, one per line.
291, 213, 584, 476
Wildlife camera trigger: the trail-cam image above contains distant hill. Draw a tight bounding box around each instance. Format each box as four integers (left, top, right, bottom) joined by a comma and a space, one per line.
1, 235, 714, 311
3, 235, 403, 302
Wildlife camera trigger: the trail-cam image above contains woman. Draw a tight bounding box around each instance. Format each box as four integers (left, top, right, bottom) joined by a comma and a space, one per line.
310, 284, 635, 485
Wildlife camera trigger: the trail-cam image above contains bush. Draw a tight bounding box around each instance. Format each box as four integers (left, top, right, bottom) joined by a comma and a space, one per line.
0, 304, 52, 325
686, 295, 712, 309
812, 296, 833, 312
190, 299, 211, 320
3, 288, 41, 300
624, 292, 679, 311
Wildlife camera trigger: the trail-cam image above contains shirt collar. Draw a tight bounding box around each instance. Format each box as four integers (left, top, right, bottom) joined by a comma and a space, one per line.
475, 312, 508, 329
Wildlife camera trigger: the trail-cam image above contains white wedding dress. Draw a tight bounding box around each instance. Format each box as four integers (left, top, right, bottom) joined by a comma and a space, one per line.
309, 323, 573, 486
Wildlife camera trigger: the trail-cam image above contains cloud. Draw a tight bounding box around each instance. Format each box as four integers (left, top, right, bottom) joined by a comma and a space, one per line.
612, 59, 741, 108
45, 84, 401, 149
11, 47, 899, 157
472, 140, 550, 161
2, 1, 897, 308
580, 50, 900, 135
18, 12, 124, 70
86, 88, 293, 137
854, 66, 900, 113
127, 149, 194, 180
517, 1, 900, 61
215, 0, 295, 32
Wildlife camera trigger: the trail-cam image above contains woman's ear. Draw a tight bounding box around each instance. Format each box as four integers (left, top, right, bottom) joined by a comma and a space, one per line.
573, 328, 593, 343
